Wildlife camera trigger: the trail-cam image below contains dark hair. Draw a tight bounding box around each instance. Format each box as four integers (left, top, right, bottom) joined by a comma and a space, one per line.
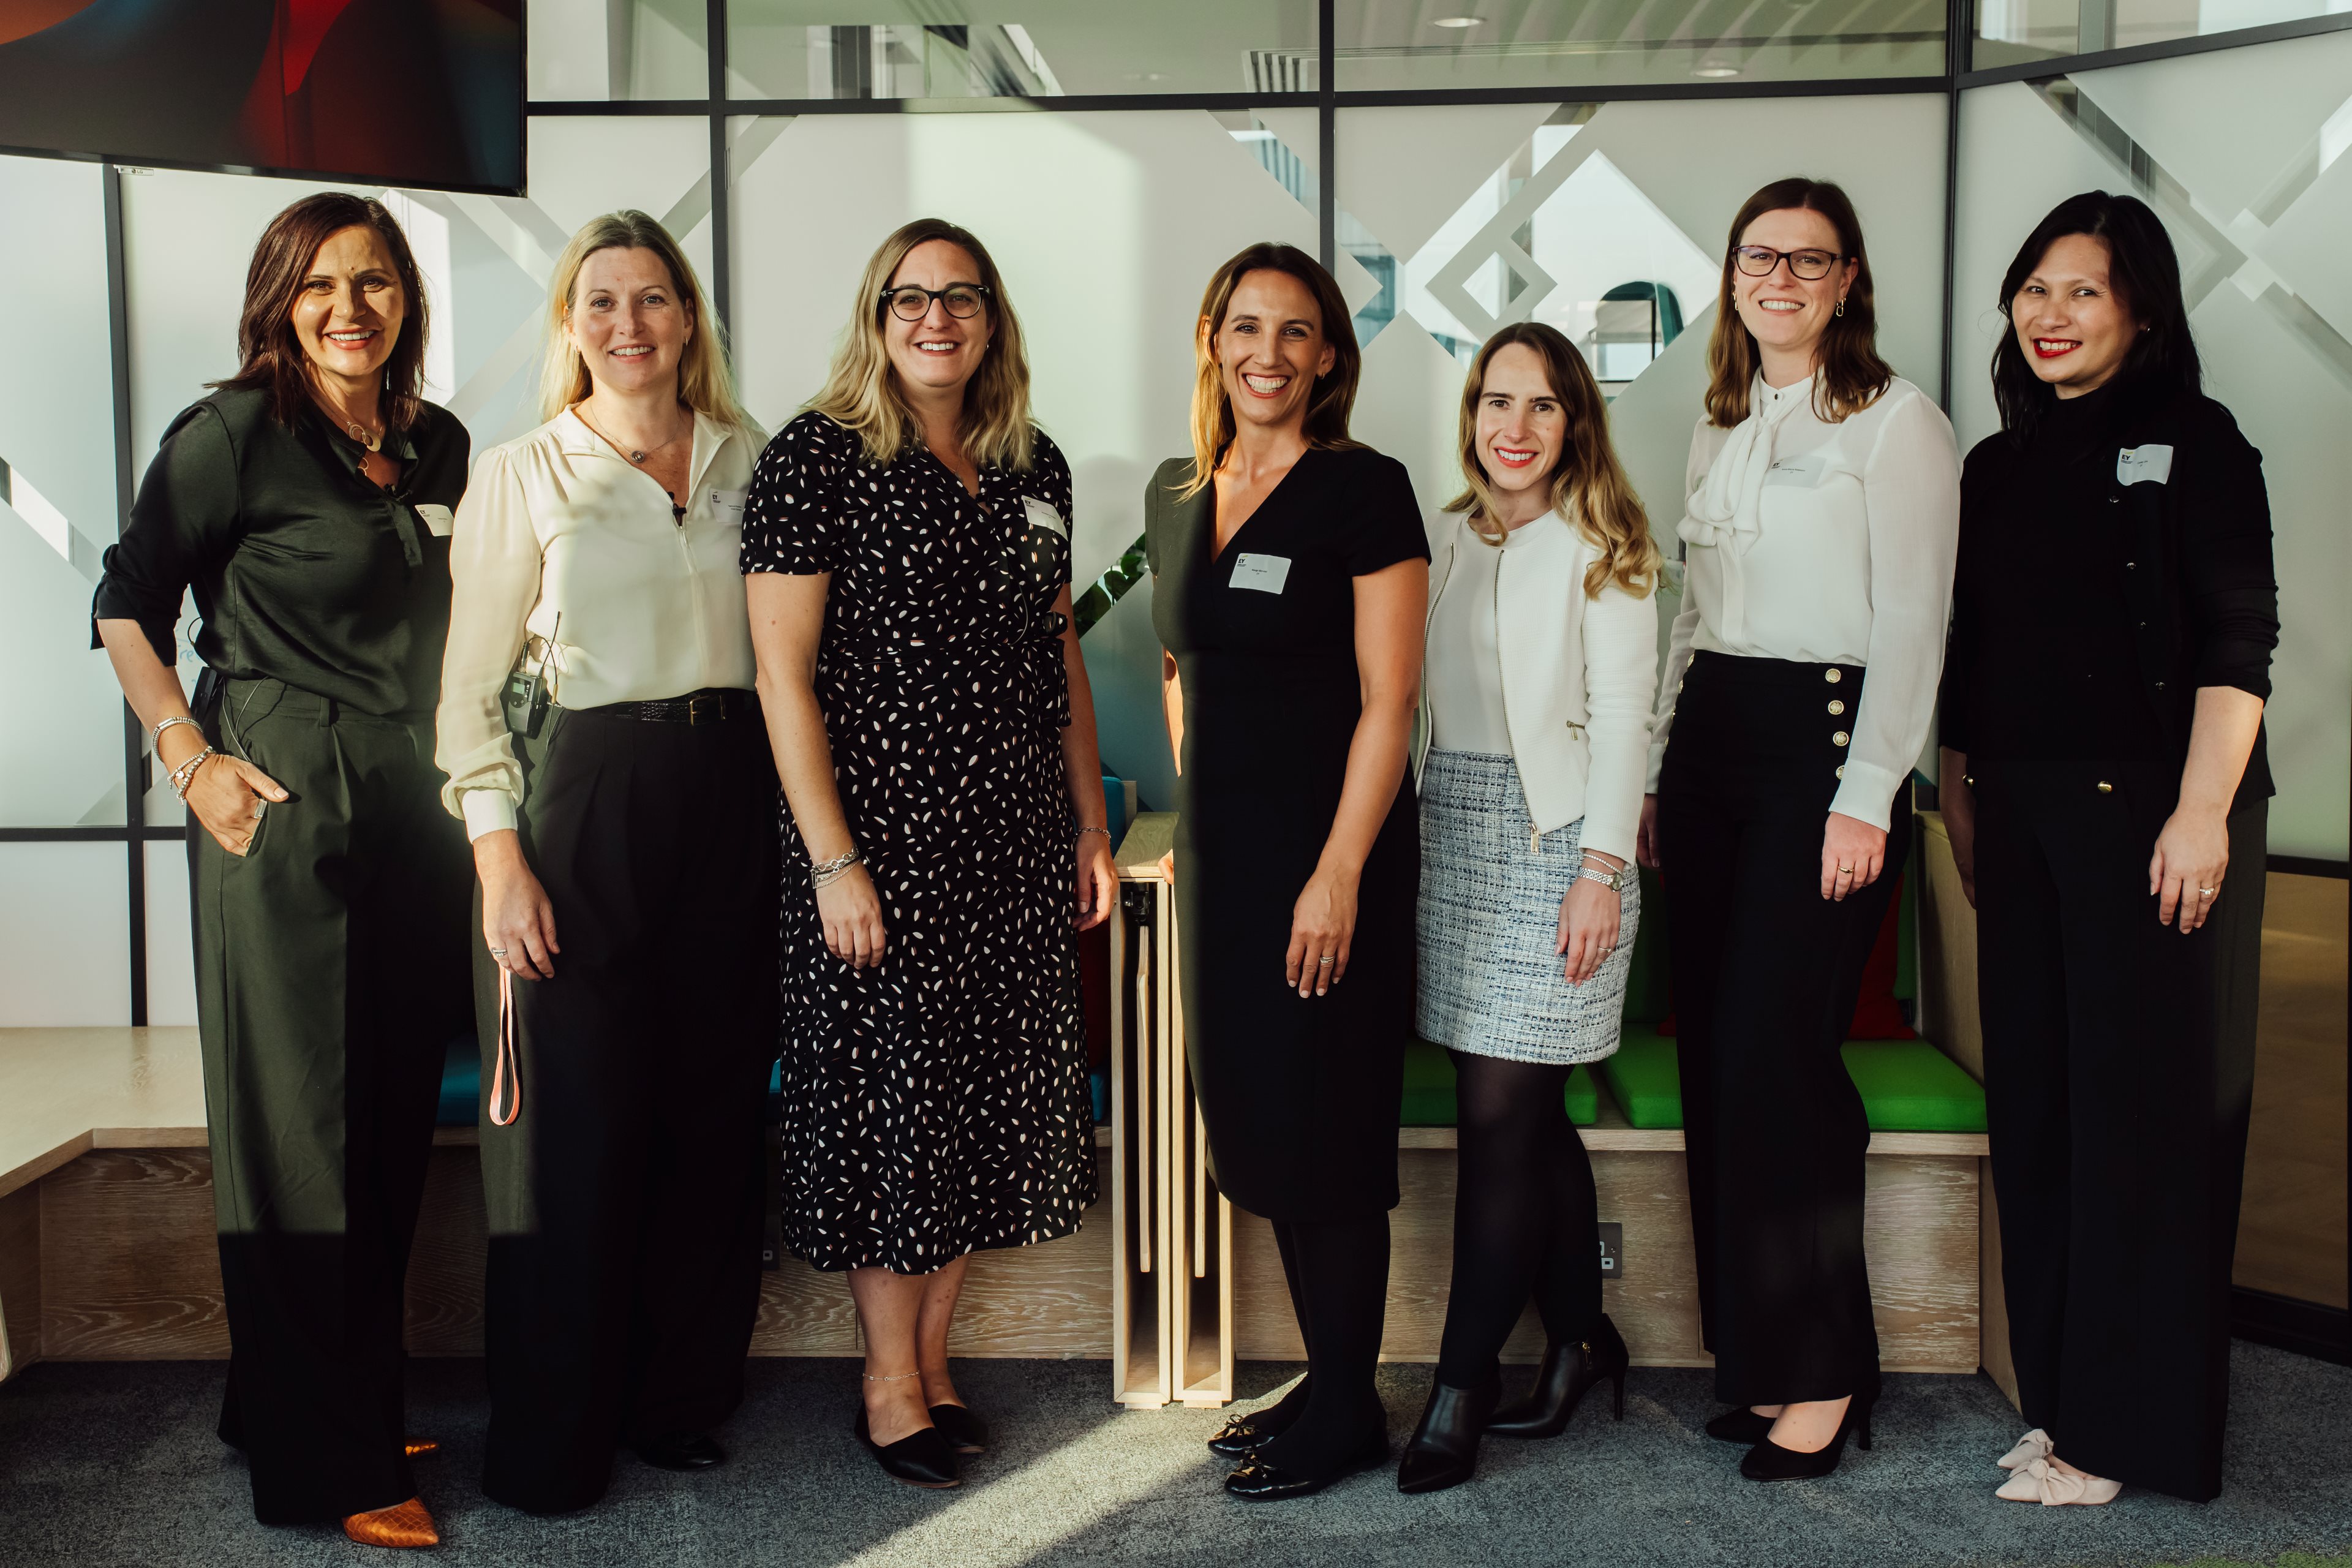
1992, 190, 2198, 439
213, 192, 429, 431
1703, 177, 1893, 428
1184, 242, 1363, 495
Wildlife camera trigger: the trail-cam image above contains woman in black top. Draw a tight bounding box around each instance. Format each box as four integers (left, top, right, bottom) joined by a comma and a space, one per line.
1149, 243, 1428, 1502
91, 194, 471, 1549
1939, 192, 2277, 1506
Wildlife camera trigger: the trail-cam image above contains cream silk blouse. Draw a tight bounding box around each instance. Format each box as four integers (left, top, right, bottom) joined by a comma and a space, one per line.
1647, 374, 1960, 831
434, 407, 765, 840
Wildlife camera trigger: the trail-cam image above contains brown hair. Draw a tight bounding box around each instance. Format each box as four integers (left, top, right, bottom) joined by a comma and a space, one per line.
1182, 242, 1362, 497
1445, 322, 1658, 600
807, 217, 1035, 471
214, 192, 429, 431
539, 209, 752, 431
1702, 177, 1893, 429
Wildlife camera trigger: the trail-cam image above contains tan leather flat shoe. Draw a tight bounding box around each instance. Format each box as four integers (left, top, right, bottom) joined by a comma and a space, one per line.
343, 1496, 439, 1548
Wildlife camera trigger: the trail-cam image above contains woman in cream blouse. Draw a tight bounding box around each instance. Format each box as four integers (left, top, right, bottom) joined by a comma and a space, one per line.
434, 211, 774, 1515
1639, 178, 1959, 1482
1398, 322, 1658, 1496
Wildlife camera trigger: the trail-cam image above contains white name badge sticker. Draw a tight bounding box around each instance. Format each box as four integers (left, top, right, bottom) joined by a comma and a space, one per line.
2117, 445, 2174, 486
1762, 452, 1829, 488
1021, 496, 1068, 537
415, 503, 454, 537
709, 488, 748, 519
1231, 552, 1292, 594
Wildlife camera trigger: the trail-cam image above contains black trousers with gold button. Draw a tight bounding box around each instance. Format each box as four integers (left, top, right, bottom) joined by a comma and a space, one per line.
191, 677, 473, 1525
1973, 758, 2264, 1502
1657, 651, 1905, 1408
476, 701, 780, 1515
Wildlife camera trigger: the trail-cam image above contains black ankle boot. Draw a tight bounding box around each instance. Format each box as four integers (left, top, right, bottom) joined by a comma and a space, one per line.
1395, 1373, 1501, 1494
1486, 1316, 1629, 1439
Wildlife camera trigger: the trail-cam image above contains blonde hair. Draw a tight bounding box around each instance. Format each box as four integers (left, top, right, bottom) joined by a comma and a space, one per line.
1445, 322, 1659, 600
1703, 177, 1892, 429
807, 218, 1036, 471
538, 211, 750, 429
1182, 242, 1362, 498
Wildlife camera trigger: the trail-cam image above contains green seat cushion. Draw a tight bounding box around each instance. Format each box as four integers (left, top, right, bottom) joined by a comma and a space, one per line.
1841, 1039, 1988, 1133
1595, 1028, 1987, 1133
1401, 1039, 1597, 1128
1596, 1025, 1685, 1128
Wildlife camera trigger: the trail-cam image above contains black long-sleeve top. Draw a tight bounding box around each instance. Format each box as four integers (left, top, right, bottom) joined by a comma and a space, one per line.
91, 385, 471, 717
1940, 375, 2277, 813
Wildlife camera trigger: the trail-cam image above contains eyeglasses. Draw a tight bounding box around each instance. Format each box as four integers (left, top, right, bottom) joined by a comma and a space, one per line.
880, 283, 990, 321
1732, 246, 1847, 281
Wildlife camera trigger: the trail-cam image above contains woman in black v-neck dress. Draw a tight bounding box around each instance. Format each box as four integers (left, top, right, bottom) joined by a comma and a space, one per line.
1148, 243, 1428, 1501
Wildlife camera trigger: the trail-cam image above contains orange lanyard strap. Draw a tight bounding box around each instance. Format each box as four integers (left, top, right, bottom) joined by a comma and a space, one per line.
489, 967, 523, 1126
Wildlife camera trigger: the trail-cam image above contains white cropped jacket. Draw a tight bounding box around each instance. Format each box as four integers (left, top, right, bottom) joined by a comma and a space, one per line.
1413, 510, 1660, 863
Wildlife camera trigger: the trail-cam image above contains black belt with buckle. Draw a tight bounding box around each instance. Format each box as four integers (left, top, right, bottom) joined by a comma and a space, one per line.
587, 688, 757, 725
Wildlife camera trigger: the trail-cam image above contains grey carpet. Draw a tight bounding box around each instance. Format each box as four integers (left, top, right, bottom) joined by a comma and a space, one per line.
1, 1346, 2348, 1568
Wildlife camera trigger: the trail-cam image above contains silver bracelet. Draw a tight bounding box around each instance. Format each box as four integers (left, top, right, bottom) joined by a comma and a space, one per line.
1576, 861, 1632, 894
1077, 826, 1110, 840
168, 746, 216, 801
810, 843, 861, 878
152, 714, 203, 750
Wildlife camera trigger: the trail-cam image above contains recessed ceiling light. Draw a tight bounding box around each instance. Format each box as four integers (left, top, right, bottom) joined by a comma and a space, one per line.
1125, 70, 1171, 81
1691, 61, 1741, 77
1433, 15, 1483, 26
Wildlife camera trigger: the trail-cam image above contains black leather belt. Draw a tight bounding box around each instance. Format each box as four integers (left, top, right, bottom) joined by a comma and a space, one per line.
584, 688, 757, 725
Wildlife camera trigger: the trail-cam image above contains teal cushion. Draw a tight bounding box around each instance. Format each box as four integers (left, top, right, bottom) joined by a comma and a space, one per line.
1401, 1039, 1597, 1128
1596, 1027, 1987, 1133
437, 1035, 479, 1126
1841, 1039, 1988, 1133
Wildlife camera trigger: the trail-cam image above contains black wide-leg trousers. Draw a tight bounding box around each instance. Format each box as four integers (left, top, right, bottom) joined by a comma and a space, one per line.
1657, 652, 1902, 1408
1973, 760, 2264, 1502
192, 677, 473, 1525
477, 704, 780, 1515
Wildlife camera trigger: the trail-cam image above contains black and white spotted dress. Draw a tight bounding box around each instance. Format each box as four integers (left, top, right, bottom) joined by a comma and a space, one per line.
741, 410, 1096, 1275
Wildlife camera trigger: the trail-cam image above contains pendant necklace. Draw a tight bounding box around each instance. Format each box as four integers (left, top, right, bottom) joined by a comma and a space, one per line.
347, 420, 383, 453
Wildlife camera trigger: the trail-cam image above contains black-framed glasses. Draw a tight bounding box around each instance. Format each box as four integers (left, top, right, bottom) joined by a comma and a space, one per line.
1731, 246, 1847, 281
880, 282, 990, 321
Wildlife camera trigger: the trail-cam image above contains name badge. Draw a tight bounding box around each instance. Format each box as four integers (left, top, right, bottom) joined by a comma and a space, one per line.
1021, 496, 1068, 537
1231, 552, 1292, 594
1762, 452, 1828, 488
709, 488, 748, 519
414, 503, 454, 537
2116, 445, 2173, 486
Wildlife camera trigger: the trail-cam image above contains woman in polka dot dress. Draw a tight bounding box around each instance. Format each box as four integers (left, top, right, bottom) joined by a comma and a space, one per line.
742, 219, 1115, 1488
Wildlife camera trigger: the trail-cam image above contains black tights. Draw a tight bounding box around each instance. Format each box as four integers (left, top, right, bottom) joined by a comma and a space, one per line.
1433, 1051, 1603, 1389
1255, 1212, 1390, 1476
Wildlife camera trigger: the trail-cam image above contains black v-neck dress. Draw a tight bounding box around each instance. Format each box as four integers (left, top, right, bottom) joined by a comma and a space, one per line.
1146, 447, 1428, 1221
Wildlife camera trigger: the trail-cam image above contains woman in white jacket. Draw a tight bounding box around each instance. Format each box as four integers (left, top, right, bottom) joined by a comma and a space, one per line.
1396, 322, 1660, 1495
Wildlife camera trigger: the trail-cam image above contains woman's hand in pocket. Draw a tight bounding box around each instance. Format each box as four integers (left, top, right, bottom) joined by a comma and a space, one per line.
186, 754, 288, 858
476, 829, 559, 978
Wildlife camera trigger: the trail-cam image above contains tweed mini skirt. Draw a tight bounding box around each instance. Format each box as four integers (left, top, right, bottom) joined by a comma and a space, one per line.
1416, 748, 1638, 1065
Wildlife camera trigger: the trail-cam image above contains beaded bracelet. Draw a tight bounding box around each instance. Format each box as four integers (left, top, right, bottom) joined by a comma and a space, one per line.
168, 746, 216, 801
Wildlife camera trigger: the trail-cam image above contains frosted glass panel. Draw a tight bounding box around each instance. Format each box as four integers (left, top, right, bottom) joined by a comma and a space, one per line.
0, 843, 130, 1026
1953, 32, 2352, 857
1335, 0, 1945, 89
728, 107, 1343, 808
0, 156, 127, 826
529, 0, 709, 100
725, 2, 1318, 99
1973, 0, 2352, 69
146, 838, 198, 1027
1345, 95, 1952, 591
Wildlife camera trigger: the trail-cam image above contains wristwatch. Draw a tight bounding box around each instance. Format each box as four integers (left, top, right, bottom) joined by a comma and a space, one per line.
1577, 860, 1634, 894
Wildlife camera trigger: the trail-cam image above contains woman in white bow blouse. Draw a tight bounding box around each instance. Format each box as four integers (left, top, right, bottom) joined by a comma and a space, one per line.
1637, 176, 1959, 1483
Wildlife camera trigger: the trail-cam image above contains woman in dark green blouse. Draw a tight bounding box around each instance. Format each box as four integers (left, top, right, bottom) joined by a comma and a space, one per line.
92, 194, 471, 1551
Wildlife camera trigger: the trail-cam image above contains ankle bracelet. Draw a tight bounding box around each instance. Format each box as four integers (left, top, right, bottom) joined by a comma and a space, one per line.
862, 1371, 921, 1382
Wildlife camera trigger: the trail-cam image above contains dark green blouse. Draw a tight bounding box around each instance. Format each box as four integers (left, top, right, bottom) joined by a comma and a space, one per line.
92, 385, 471, 717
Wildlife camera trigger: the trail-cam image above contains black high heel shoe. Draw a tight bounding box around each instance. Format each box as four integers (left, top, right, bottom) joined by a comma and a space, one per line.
1486, 1316, 1629, 1439
853, 1407, 961, 1489
1739, 1395, 1874, 1482
1396, 1373, 1501, 1494
1705, 1408, 1774, 1445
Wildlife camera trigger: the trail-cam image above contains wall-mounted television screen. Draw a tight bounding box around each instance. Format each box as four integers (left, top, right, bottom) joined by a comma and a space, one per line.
0, 0, 524, 195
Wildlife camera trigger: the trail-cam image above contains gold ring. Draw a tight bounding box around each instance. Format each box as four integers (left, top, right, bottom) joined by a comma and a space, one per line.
1837, 864, 1855, 873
